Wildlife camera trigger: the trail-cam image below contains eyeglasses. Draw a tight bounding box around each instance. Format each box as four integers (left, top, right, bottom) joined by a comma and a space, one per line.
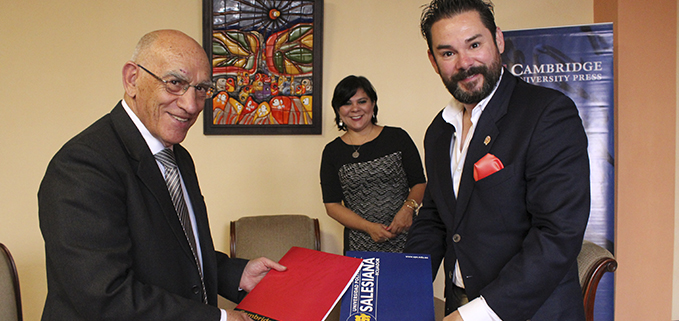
136, 64, 215, 99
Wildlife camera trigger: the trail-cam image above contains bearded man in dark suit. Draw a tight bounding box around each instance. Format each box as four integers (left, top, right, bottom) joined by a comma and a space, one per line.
38, 29, 285, 321
404, 1, 590, 320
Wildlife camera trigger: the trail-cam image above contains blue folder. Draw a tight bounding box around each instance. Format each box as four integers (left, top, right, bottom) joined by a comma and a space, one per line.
340, 251, 435, 321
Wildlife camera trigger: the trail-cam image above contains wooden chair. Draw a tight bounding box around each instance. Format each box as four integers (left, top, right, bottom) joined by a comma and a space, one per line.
0, 243, 22, 321
577, 240, 617, 321
230, 214, 320, 261
220, 214, 321, 311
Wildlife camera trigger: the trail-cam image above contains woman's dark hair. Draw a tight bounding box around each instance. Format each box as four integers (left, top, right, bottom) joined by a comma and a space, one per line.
331, 75, 378, 131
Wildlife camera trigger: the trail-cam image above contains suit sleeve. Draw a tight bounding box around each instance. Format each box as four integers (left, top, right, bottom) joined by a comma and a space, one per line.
481, 93, 590, 320
404, 186, 447, 278
216, 251, 248, 302
39, 142, 222, 321
404, 121, 448, 277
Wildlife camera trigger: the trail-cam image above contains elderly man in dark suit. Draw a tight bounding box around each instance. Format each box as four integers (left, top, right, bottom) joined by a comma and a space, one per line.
38, 29, 285, 321
404, 0, 590, 320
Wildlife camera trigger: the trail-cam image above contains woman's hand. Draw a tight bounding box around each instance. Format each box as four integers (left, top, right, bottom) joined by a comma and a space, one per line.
365, 222, 396, 243
325, 202, 401, 243
387, 206, 414, 235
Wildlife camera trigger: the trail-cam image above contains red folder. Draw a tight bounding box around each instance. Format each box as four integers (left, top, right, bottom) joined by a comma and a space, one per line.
235, 247, 363, 321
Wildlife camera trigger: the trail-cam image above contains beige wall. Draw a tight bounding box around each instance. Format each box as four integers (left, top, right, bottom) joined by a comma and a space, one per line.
593, 0, 678, 320
0, 1, 618, 320
676, 0, 679, 317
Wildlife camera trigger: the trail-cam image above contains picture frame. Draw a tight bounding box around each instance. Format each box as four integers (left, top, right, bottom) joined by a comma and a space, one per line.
202, 0, 323, 135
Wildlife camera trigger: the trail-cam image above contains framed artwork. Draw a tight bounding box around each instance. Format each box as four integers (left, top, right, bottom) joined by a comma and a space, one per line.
202, 0, 323, 135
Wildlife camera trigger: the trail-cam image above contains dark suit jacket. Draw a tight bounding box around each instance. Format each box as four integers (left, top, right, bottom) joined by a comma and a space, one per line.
405, 70, 590, 321
38, 102, 249, 320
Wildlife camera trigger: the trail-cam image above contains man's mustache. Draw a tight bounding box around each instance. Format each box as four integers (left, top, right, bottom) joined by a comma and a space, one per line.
451, 65, 488, 83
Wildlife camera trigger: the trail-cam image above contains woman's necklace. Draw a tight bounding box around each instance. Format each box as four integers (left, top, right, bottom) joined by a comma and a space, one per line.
352, 145, 361, 159
348, 125, 374, 159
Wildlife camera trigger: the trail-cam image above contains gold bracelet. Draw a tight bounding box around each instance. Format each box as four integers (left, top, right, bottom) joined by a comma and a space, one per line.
404, 198, 419, 210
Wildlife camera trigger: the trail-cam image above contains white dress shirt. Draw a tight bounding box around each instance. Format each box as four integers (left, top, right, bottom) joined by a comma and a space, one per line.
440, 70, 504, 321
122, 101, 228, 321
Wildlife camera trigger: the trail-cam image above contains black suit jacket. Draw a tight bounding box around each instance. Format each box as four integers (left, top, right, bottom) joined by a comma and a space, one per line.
39, 102, 248, 320
405, 70, 590, 320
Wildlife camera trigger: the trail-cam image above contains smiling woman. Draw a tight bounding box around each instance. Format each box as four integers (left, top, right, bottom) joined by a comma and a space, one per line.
320, 75, 427, 254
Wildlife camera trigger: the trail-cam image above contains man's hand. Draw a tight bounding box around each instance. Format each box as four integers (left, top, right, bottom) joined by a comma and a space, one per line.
239, 257, 287, 292
226, 309, 254, 321
443, 310, 463, 321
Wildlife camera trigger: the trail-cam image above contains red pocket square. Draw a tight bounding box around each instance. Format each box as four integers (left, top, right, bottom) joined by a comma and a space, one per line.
473, 153, 504, 181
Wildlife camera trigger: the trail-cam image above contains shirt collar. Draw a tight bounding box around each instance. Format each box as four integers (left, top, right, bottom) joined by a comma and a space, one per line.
121, 99, 168, 155
442, 68, 504, 125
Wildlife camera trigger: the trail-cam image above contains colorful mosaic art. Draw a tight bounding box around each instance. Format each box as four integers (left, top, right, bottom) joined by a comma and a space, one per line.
207, 0, 320, 132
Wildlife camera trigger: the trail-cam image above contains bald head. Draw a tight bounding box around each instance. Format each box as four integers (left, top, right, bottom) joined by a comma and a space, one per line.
131, 29, 210, 71
122, 29, 212, 147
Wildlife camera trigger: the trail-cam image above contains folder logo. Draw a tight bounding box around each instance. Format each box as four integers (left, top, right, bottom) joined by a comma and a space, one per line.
346, 257, 380, 321
353, 314, 373, 321
341, 251, 435, 320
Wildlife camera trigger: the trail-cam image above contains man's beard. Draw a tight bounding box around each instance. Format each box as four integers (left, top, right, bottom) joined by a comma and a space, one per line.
443, 57, 502, 105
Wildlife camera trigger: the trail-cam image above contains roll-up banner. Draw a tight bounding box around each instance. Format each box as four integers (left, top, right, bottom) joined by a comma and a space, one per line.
502, 23, 614, 321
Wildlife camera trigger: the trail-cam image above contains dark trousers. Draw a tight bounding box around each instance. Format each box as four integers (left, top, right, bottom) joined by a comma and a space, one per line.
445, 286, 469, 315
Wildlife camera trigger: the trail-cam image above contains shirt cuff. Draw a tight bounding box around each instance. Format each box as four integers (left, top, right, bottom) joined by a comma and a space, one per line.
457, 296, 502, 321
220, 308, 227, 321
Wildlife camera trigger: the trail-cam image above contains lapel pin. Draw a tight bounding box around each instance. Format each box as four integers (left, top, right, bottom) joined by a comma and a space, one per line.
484, 136, 491, 145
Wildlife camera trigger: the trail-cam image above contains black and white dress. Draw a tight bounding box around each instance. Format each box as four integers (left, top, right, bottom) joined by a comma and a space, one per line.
321, 126, 426, 253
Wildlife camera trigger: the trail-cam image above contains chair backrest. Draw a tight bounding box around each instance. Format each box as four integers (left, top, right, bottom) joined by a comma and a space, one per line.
577, 240, 617, 321
0, 243, 22, 321
230, 215, 321, 261
434, 296, 446, 321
